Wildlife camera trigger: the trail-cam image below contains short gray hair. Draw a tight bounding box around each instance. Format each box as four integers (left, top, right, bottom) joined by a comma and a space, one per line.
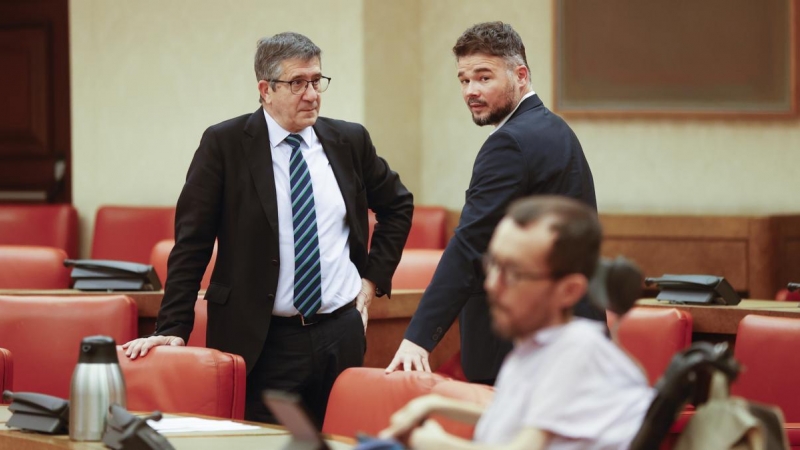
254, 32, 321, 89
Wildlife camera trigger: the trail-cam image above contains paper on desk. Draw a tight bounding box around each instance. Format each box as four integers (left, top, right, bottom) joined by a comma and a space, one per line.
147, 417, 262, 434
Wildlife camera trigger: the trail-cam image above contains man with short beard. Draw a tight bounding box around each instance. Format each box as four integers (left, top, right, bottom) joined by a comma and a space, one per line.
387, 22, 600, 385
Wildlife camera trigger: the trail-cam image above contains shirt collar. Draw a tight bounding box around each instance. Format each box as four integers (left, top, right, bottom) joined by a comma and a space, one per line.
490, 90, 536, 135
516, 318, 604, 348
262, 108, 315, 148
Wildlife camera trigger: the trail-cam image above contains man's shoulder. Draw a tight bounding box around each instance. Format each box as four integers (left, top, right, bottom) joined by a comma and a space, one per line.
315, 116, 367, 135
206, 112, 256, 133
502, 102, 570, 137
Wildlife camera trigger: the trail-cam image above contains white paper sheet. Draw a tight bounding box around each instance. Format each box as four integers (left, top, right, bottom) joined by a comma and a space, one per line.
147, 417, 262, 434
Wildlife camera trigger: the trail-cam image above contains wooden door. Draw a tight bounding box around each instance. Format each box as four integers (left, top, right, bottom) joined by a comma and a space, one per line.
0, 0, 71, 202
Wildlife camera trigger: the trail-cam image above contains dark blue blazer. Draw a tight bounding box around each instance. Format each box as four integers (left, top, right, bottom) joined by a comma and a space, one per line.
404, 94, 600, 382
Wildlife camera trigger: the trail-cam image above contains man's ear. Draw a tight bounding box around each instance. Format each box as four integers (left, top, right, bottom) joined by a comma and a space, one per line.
515, 65, 529, 87
257, 80, 271, 105
555, 273, 588, 310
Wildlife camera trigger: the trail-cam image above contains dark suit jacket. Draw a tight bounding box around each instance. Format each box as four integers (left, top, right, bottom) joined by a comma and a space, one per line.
156, 108, 413, 372
404, 94, 598, 381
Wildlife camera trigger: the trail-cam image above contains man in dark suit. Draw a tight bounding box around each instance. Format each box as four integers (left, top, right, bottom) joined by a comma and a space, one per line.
386, 22, 601, 384
123, 32, 413, 425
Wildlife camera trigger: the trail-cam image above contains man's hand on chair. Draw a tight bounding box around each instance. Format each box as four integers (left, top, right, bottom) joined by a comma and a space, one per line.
385, 339, 431, 373
122, 336, 185, 359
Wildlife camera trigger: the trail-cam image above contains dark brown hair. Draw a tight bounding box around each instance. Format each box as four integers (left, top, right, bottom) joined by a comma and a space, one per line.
507, 196, 601, 279
453, 22, 529, 71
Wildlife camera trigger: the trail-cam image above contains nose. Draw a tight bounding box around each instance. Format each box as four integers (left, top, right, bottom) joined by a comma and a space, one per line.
301, 82, 318, 101
463, 81, 479, 98
484, 265, 502, 296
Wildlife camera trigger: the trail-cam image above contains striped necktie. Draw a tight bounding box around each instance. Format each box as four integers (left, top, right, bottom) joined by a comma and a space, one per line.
286, 133, 322, 317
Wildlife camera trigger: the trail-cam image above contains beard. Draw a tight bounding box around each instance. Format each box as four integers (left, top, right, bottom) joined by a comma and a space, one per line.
469, 83, 518, 127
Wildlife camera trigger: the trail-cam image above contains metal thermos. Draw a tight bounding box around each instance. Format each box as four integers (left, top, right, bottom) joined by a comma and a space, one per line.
69, 335, 126, 441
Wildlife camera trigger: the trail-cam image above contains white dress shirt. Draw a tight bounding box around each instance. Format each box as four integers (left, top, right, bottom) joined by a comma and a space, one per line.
263, 109, 362, 316
474, 319, 654, 449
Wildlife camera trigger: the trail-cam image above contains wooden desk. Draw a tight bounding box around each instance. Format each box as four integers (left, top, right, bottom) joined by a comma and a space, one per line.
0, 289, 460, 371
635, 298, 800, 341
0, 406, 353, 450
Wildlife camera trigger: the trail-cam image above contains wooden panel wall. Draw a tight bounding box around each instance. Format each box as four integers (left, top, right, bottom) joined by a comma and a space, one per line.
444, 208, 795, 299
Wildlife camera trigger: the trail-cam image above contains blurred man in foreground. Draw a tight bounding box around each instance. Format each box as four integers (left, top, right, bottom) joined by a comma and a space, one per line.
381, 196, 653, 450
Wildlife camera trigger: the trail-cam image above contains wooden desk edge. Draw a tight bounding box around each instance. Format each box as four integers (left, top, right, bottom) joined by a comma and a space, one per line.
0, 289, 427, 320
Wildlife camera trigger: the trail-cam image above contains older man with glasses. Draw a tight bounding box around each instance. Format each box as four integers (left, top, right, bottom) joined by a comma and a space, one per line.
123, 31, 413, 426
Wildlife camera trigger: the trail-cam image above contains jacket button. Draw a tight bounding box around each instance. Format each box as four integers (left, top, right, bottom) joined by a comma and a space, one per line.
268, 294, 275, 301
271, 259, 279, 266
431, 327, 443, 342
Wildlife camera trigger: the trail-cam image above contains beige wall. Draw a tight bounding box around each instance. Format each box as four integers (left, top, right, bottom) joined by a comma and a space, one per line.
70, 0, 800, 255
364, 0, 422, 197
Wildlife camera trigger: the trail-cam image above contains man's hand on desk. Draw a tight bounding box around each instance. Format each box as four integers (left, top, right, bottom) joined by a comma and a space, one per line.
385, 339, 431, 373
122, 336, 185, 359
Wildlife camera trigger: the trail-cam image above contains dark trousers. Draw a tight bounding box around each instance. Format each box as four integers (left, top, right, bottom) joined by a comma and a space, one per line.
244, 306, 365, 427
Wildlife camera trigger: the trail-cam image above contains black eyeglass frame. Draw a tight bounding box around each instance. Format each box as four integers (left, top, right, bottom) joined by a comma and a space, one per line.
481, 253, 560, 286
267, 76, 332, 95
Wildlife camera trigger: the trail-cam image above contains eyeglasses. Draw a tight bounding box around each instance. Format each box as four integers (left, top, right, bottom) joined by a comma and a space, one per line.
482, 253, 554, 287
268, 76, 331, 95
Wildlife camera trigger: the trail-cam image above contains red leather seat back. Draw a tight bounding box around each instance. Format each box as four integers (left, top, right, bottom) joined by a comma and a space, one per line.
117, 346, 246, 419
0, 245, 71, 289
368, 205, 448, 250
91, 206, 175, 263
430, 380, 495, 439
732, 314, 800, 422
0, 348, 12, 395
0, 204, 78, 258
149, 239, 217, 290
0, 295, 138, 398
323, 368, 448, 437
613, 307, 693, 386
393, 249, 443, 290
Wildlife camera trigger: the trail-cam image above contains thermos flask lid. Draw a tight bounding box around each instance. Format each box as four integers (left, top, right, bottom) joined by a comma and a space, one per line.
77, 335, 119, 364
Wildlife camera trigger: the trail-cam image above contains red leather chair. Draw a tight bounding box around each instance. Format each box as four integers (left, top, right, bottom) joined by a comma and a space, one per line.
323, 367, 449, 437
0, 348, 12, 395
118, 346, 246, 419
0, 245, 71, 289
732, 314, 800, 422
429, 380, 495, 439
0, 295, 138, 398
91, 206, 175, 263
393, 249, 443, 290
611, 307, 693, 386
0, 204, 78, 258
775, 289, 800, 302
368, 205, 449, 250
149, 239, 217, 290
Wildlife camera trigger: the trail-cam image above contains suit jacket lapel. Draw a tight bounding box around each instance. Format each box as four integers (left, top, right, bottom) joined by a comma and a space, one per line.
314, 119, 359, 229
242, 108, 280, 237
